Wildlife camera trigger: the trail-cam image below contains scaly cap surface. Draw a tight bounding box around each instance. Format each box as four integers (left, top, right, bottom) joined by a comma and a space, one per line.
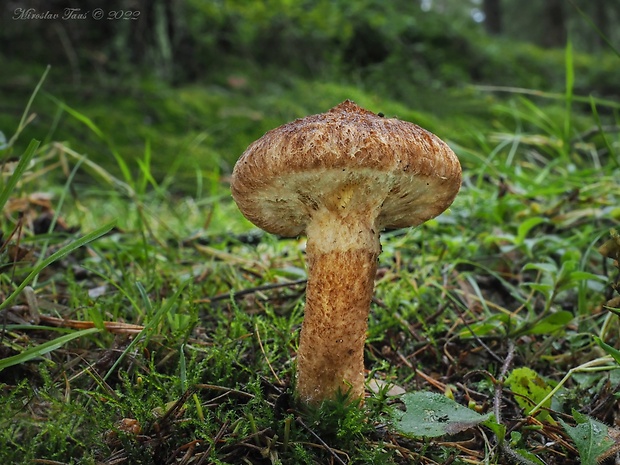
231, 100, 462, 236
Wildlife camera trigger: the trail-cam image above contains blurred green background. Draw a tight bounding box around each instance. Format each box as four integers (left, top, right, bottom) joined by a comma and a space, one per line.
1, 0, 618, 184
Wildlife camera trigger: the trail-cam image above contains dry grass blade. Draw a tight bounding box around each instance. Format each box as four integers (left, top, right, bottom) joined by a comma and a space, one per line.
38, 314, 144, 334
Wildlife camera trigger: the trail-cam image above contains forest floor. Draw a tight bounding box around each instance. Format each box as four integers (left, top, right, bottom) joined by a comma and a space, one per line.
1, 41, 620, 465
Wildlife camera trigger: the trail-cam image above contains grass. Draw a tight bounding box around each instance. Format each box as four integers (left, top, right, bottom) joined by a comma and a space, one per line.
1, 48, 620, 464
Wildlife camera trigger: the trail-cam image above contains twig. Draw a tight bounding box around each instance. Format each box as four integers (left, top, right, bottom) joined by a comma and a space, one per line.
1, 216, 26, 345
451, 301, 504, 364
492, 341, 539, 465
195, 419, 229, 465
157, 387, 197, 428
195, 383, 256, 400
494, 340, 515, 423
32, 460, 69, 465
296, 416, 348, 465
198, 279, 307, 303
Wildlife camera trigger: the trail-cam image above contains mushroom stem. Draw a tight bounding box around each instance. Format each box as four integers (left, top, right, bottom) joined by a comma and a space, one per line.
295, 206, 381, 405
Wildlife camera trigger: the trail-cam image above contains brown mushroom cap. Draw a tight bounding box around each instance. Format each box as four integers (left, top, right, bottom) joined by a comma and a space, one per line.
231, 100, 461, 237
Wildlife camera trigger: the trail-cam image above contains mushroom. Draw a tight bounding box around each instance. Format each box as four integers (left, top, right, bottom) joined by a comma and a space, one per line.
231, 100, 461, 405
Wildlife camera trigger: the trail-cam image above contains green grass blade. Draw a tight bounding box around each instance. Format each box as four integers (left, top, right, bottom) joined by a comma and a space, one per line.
564, 38, 574, 150
79, 263, 144, 319
47, 94, 104, 138
31, 155, 86, 289
0, 221, 116, 312
136, 281, 154, 317
179, 343, 187, 391
7, 66, 50, 147
102, 281, 188, 383
589, 97, 619, 168
474, 86, 620, 110
136, 138, 155, 196
3, 325, 76, 332
0, 327, 101, 371
568, 0, 620, 58
58, 144, 135, 196
0, 139, 40, 211
515, 97, 560, 138
46, 94, 133, 184
594, 337, 620, 366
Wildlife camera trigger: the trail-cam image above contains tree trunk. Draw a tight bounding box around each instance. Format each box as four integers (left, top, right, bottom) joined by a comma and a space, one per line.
543, 0, 567, 48
593, 0, 609, 49
483, 0, 502, 35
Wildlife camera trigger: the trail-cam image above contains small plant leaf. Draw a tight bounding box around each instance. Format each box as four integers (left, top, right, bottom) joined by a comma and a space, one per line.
559, 410, 613, 465
593, 337, 620, 366
0, 139, 39, 211
523, 261, 557, 275
393, 391, 491, 438
0, 327, 101, 371
505, 367, 553, 422
482, 414, 506, 439
458, 313, 511, 338
516, 217, 548, 245
525, 310, 573, 335
508, 430, 546, 464
515, 448, 547, 465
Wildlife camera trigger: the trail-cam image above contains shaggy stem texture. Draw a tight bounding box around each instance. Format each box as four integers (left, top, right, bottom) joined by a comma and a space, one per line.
296, 207, 380, 404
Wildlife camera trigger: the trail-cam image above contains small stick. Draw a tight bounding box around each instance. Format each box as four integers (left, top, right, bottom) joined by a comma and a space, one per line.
494, 340, 515, 424
195, 383, 255, 400
198, 279, 306, 303
296, 417, 348, 465
195, 419, 230, 465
